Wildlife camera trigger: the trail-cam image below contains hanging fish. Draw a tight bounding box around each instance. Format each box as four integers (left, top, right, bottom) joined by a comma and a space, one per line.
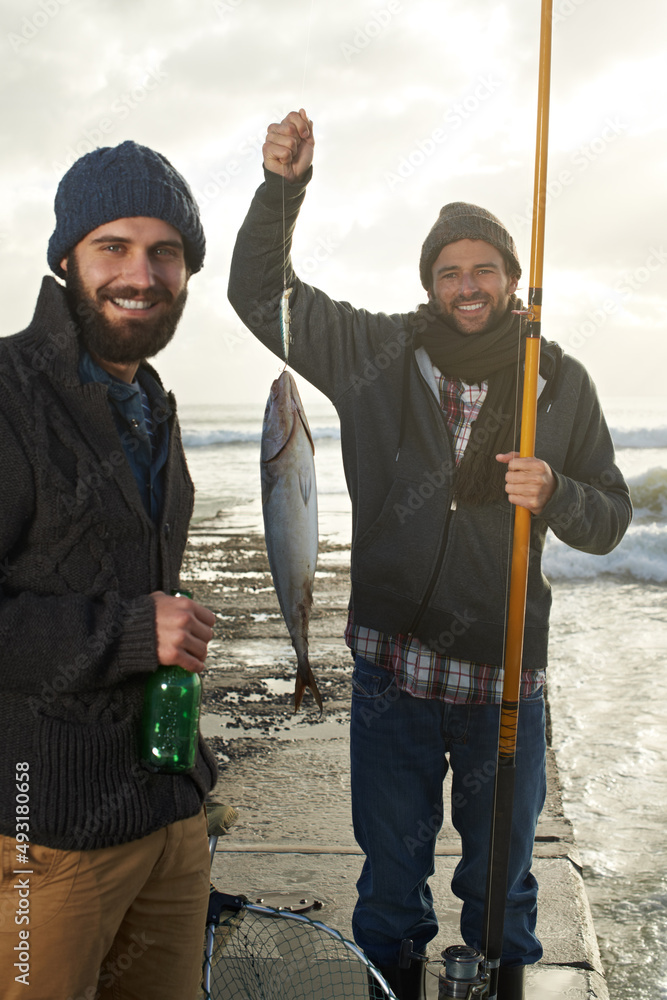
260, 370, 323, 714
280, 287, 293, 361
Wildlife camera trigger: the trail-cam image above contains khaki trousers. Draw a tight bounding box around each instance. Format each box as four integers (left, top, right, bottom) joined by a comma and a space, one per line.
0, 809, 210, 1000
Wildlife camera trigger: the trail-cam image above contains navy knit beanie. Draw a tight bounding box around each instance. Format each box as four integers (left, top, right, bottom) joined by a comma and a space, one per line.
47, 140, 205, 278
419, 202, 520, 290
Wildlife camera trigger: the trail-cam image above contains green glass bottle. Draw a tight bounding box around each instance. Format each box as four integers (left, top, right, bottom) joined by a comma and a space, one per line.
140, 589, 202, 774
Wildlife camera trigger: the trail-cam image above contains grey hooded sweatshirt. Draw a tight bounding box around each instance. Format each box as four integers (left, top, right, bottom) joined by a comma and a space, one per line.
228, 168, 632, 670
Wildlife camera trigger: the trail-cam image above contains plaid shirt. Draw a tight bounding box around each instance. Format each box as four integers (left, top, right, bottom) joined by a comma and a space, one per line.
345, 366, 545, 704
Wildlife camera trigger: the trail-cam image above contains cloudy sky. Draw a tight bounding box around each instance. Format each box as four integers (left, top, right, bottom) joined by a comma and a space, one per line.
1, 0, 665, 407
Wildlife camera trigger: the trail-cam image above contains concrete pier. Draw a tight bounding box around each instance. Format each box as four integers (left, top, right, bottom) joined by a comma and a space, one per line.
209, 736, 608, 998
187, 529, 609, 999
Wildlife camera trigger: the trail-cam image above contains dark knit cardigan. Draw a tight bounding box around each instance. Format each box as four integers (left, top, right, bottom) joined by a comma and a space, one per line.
0, 277, 217, 850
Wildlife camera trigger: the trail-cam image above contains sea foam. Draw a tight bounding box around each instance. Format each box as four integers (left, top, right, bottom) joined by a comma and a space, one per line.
182, 425, 341, 448
627, 467, 667, 520
544, 522, 667, 583
611, 425, 667, 449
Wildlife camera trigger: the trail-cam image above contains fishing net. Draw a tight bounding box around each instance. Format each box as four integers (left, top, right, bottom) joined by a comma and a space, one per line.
201, 890, 397, 1000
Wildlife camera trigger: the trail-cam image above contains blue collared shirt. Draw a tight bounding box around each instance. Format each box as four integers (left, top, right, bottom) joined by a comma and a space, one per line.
78, 350, 170, 521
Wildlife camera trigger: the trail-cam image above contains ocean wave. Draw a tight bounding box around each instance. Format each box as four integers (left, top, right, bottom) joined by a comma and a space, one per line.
184, 424, 667, 450
629, 467, 667, 520
183, 420, 667, 450
182, 428, 260, 447
544, 522, 667, 583
182, 425, 341, 448
611, 425, 667, 448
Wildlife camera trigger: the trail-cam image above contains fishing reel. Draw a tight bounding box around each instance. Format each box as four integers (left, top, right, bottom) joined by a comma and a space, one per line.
400, 940, 490, 999
437, 946, 490, 999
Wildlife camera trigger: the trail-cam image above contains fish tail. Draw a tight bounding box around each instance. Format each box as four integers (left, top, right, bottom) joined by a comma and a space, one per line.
294, 656, 324, 716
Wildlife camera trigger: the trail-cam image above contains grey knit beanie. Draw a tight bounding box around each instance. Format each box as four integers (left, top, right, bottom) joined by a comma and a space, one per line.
419, 202, 520, 290
47, 140, 205, 278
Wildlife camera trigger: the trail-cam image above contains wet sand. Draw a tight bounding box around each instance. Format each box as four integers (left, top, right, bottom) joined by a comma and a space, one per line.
183, 523, 572, 850
182, 524, 354, 764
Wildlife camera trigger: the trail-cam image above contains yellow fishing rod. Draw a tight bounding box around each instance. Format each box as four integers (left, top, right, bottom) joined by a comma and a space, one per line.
435, 2, 555, 997
480, 0, 554, 995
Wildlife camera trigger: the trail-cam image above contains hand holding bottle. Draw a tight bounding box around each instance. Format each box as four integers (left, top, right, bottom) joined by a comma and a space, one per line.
150, 590, 216, 673
142, 589, 215, 774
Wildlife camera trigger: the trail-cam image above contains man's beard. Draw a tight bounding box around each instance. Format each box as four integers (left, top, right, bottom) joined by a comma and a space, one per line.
65, 253, 188, 365
435, 291, 512, 335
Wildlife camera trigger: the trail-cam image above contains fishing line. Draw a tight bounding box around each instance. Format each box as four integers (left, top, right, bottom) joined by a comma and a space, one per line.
482, 305, 526, 957
481, 3, 553, 986
280, 177, 292, 369
497, 310, 526, 689
279, 0, 315, 368
300, 0, 316, 106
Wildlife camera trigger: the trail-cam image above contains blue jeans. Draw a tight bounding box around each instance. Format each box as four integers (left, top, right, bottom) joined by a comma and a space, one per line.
350, 655, 546, 968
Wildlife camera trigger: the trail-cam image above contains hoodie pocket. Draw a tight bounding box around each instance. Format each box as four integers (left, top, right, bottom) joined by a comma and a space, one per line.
352, 477, 451, 602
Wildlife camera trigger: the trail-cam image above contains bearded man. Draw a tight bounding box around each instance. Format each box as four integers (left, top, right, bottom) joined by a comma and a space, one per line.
227, 109, 632, 1000
0, 141, 217, 1000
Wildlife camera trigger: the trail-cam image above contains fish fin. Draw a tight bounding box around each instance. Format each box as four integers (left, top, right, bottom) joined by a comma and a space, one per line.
294, 663, 324, 716
296, 405, 315, 454
298, 470, 314, 507
284, 372, 315, 454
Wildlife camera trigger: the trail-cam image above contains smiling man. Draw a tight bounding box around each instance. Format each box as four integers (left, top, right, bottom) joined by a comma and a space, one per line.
228, 110, 632, 1000
0, 142, 218, 1000
429, 238, 518, 335
62, 216, 190, 371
